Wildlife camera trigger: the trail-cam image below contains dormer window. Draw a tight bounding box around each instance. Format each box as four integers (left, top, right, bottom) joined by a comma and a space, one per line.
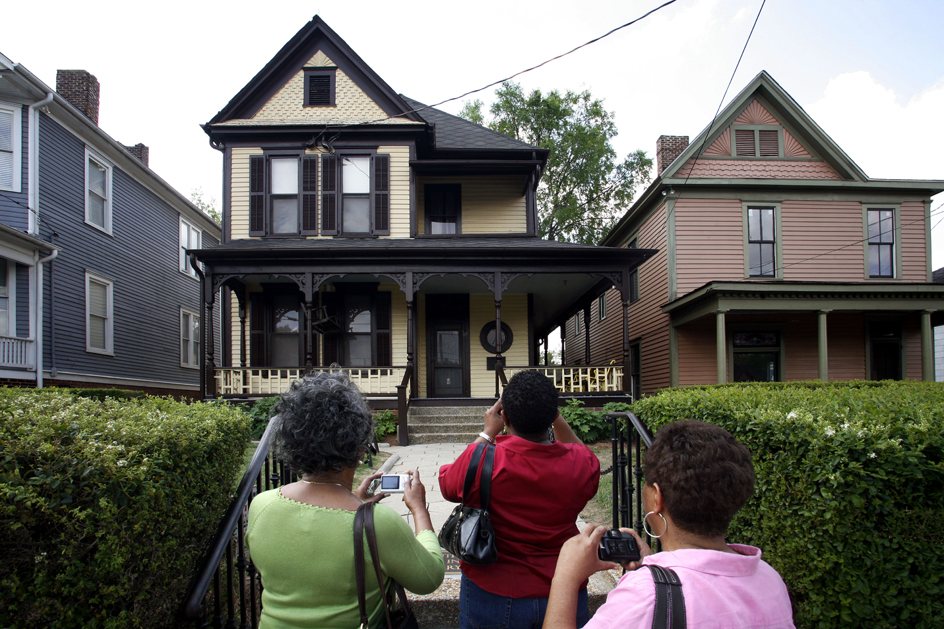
733, 127, 781, 157
304, 68, 337, 107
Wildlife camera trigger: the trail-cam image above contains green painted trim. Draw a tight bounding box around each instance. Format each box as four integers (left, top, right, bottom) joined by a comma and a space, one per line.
716, 311, 727, 384
667, 198, 677, 301
922, 310, 935, 381
697, 155, 819, 162
660, 178, 944, 192
862, 204, 902, 280
727, 322, 786, 383
669, 323, 678, 387
662, 189, 932, 203
817, 310, 829, 381
926, 200, 933, 282
741, 202, 783, 279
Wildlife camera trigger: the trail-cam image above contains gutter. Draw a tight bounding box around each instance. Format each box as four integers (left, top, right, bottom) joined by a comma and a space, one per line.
35, 248, 58, 388
28, 92, 55, 389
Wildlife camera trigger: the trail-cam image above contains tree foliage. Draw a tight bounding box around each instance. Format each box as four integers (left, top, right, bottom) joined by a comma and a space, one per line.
190, 187, 221, 225
461, 83, 652, 244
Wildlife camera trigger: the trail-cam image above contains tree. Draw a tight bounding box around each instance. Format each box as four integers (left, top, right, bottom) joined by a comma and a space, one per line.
190, 187, 221, 225
461, 83, 652, 244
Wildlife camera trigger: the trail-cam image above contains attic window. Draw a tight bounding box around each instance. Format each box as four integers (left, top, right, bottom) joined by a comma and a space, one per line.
733, 127, 781, 157
304, 68, 337, 107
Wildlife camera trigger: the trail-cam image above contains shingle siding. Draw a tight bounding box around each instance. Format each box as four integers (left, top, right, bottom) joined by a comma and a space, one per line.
37, 112, 214, 388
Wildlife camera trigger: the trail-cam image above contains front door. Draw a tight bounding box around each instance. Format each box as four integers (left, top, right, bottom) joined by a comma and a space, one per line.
426, 295, 470, 397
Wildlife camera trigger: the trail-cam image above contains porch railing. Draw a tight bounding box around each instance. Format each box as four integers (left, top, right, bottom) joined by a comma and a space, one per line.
0, 335, 34, 369
214, 366, 407, 397
504, 365, 623, 393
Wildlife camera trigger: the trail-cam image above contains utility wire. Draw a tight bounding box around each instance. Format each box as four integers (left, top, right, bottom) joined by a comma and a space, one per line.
0, 190, 60, 236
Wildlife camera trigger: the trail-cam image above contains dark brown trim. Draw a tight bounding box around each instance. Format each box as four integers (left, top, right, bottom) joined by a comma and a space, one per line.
222, 146, 232, 243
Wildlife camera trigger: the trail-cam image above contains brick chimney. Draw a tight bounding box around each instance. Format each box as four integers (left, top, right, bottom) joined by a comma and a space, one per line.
656, 135, 689, 174
124, 143, 149, 167
56, 70, 100, 125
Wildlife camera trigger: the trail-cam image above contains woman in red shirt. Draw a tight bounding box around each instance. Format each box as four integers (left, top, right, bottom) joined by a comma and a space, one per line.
439, 369, 601, 629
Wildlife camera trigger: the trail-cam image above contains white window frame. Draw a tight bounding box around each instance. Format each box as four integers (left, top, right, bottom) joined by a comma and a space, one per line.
598, 294, 607, 321
0, 257, 16, 337
179, 216, 203, 278
85, 147, 113, 234
574, 310, 582, 336
180, 307, 201, 369
85, 271, 114, 355
0, 101, 22, 193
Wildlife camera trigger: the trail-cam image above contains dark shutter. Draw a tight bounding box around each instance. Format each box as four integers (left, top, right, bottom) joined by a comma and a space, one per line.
249, 293, 267, 366
301, 156, 319, 235
249, 156, 265, 235
734, 130, 756, 157
373, 154, 390, 235
758, 130, 779, 157
375, 291, 392, 367
322, 291, 340, 365
321, 155, 338, 235
308, 74, 331, 106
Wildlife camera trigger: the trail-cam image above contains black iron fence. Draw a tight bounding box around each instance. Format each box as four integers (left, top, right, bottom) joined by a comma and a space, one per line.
603, 412, 658, 547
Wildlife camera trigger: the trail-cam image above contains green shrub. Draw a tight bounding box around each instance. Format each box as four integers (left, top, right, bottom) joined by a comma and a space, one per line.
373, 409, 397, 441
43, 386, 146, 402
632, 380, 944, 628
247, 396, 280, 440
0, 388, 251, 628
559, 399, 607, 442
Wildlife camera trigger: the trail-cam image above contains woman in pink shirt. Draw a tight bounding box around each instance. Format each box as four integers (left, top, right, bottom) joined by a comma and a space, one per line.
544, 420, 795, 629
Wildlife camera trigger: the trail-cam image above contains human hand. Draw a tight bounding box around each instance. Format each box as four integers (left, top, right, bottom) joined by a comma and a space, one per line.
402, 470, 428, 514
354, 472, 388, 504
553, 525, 620, 587
618, 528, 654, 571
483, 399, 505, 439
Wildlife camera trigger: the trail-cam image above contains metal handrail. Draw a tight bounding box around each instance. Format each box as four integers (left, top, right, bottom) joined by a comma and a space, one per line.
181, 418, 277, 620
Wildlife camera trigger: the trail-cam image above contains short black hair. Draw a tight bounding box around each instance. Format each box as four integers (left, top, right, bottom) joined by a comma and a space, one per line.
273, 371, 374, 475
501, 370, 559, 436
644, 420, 755, 538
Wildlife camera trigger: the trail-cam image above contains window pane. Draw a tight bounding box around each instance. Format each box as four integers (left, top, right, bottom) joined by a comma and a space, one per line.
0, 151, 11, 188
271, 198, 297, 233
193, 316, 201, 366
868, 212, 881, 242
88, 192, 105, 227
749, 243, 761, 275
89, 159, 106, 196
0, 258, 7, 292
869, 244, 880, 276
0, 296, 8, 336
345, 335, 371, 366
342, 157, 370, 193
274, 307, 298, 334
182, 313, 191, 342
880, 212, 893, 243
270, 158, 298, 194
271, 335, 298, 367
0, 111, 11, 152
760, 243, 775, 276
90, 315, 106, 349
760, 209, 773, 239
430, 220, 456, 234
437, 331, 461, 365
748, 209, 761, 240
346, 295, 371, 333
342, 197, 370, 232
733, 351, 778, 382
879, 245, 892, 276
89, 281, 108, 317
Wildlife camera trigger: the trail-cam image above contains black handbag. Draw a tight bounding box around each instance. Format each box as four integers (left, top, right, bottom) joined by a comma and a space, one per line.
647, 565, 686, 629
354, 502, 419, 629
438, 442, 498, 565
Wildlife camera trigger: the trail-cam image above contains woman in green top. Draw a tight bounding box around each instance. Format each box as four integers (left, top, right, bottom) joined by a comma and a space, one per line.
247, 373, 445, 629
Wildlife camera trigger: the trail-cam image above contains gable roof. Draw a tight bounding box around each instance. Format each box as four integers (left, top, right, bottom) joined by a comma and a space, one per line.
934, 267, 944, 284
207, 16, 423, 126
400, 96, 539, 152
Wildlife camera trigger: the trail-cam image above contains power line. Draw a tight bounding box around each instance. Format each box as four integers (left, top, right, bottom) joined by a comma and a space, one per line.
0, 191, 59, 236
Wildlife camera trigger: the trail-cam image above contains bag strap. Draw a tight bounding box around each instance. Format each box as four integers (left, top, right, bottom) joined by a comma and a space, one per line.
364, 501, 413, 629
478, 444, 496, 512
461, 442, 487, 506
648, 565, 686, 629
354, 503, 371, 629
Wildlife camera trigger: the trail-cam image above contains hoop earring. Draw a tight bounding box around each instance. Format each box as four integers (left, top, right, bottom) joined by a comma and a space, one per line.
643, 511, 668, 539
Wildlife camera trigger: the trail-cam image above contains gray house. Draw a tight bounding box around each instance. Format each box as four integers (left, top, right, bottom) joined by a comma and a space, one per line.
0, 54, 221, 396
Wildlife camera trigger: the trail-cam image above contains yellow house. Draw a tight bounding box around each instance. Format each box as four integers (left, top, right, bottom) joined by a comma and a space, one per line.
192, 16, 653, 442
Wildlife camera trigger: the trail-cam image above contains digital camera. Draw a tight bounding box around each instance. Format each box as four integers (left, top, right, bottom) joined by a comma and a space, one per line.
597, 529, 641, 563
368, 473, 411, 495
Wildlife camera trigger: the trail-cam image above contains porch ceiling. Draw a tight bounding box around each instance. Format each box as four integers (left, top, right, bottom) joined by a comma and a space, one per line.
665, 280, 944, 327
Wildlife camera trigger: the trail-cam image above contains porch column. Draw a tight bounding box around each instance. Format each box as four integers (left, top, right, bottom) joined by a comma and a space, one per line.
716, 310, 727, 384
406, 280, 416, 399
817, 310, 830, 381
302, 300, 313, 370
543, 335, 549, 366
236, 287, 247, 368
494, 298, 503, 398
205, 283, 216, 397
584, 304, 592, 366
922, 310, 935, 381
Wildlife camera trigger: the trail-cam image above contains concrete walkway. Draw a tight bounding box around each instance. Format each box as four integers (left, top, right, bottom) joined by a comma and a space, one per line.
372, 442, 617, 629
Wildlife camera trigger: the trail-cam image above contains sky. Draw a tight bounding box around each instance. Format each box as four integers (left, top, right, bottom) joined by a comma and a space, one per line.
4, 0, 944, 268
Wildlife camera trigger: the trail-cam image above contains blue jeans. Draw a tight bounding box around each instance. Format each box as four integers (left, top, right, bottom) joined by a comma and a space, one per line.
459, 574, 590, 629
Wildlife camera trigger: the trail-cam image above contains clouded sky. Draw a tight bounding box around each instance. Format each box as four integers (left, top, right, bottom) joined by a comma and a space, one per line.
5, 0, 943, 264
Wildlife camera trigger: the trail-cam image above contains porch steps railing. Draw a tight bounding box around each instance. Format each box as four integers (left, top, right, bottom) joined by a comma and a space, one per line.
406, 406, 491, 444
504, 365, 623, 394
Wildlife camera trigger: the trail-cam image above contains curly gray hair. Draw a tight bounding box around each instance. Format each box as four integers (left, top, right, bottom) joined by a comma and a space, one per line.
272, 371, 374, 475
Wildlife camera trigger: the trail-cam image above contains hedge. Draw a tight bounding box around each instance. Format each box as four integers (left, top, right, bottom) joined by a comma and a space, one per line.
0, 389, 251, 628
632, 380, 944, 628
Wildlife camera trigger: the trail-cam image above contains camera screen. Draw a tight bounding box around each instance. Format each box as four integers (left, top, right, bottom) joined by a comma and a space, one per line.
381, 476, 401, 490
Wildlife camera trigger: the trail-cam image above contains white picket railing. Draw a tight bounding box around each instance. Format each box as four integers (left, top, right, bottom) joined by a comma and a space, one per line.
0, 336, 35, 369
504, 365, 623, 393
214, 366, 406, 396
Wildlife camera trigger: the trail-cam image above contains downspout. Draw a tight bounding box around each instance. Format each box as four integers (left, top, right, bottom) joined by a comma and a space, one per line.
29, 93, 54, 388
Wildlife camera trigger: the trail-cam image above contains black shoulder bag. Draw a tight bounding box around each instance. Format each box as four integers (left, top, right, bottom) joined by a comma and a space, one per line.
647, 565, 686, 629
354, 502, 419, 629
438, 442, 498, 565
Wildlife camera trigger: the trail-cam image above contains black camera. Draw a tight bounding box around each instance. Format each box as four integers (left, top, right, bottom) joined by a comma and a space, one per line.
597, 529, 640, 563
